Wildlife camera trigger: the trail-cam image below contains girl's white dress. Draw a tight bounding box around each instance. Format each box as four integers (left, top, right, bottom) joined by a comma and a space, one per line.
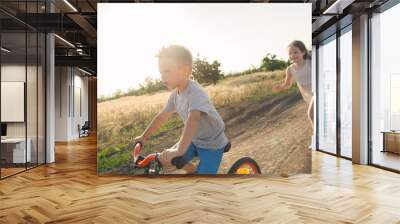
289, 59, 313, 104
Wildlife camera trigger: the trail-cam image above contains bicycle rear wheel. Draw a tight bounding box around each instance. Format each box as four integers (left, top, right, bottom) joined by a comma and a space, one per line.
227, 157, 261, 175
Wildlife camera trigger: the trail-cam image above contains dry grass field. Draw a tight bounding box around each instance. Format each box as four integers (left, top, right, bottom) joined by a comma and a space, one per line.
97, 71, 311, 175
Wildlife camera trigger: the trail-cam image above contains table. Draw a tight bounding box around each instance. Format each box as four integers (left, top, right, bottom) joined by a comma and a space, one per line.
381, 131, 400, 154
1, 138, 32, 164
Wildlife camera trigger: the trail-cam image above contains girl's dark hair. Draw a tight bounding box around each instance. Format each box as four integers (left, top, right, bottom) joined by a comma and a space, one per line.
288, 40, 311, 60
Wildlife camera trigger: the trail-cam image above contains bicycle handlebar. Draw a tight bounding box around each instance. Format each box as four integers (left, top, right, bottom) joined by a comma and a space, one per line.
135, 153, 158, 168
132, 141, 187, 170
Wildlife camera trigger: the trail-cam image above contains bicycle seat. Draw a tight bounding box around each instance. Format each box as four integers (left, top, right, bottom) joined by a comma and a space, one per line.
223, 142, 231, 153
171, 156, 186, 169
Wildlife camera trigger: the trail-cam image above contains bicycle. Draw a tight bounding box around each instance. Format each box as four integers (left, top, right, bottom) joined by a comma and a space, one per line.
131, 141, 261, 175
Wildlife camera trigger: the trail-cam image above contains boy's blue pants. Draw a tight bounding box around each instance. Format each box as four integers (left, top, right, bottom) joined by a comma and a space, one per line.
181, 142, 224, 174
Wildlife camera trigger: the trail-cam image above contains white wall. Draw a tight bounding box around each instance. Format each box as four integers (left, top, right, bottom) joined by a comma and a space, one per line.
1, 65, 26, 129
72, 72, 89, 138
1, 65, 38, 138
55, 67, 69, 141
55, 67, 89, 141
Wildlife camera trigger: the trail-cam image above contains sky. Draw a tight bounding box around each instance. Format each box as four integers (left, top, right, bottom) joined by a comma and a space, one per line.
98, 3, 311, 97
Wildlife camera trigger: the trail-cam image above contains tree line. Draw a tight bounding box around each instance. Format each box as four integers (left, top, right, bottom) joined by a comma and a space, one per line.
98, 53, 289, 102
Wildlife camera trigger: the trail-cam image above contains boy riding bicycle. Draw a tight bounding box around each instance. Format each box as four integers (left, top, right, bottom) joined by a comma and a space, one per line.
134, 45, 229, 174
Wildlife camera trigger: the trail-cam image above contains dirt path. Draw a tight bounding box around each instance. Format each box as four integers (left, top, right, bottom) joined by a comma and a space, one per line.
115, 91, 313, 175
219, 92, 312, 175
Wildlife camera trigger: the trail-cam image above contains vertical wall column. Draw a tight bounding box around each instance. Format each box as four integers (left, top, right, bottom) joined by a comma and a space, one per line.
352, 14, 369, 164
46, 33, 55, 163
88, 77, 97, 132
45, 1, 55, 163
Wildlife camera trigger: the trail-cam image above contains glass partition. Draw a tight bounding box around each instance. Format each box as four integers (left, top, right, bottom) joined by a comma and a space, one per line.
370, 3, 400, 171
27, 31, 38, 169
339, 26, 352, 158
1, 31, 28, 177
317, 35, 337, 155
0, 1, 46, 179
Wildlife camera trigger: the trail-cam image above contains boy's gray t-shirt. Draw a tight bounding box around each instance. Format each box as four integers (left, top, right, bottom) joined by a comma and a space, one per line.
162, 80, 229, 150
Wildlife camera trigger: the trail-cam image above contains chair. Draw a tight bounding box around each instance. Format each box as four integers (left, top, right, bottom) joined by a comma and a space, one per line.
79, 121, 90, 138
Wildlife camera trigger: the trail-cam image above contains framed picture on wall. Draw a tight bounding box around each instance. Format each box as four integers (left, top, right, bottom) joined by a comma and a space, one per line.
97, 3, 312, 176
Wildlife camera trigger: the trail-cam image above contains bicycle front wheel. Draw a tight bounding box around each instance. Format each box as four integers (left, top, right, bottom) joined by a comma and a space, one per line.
227, 157, 261, 175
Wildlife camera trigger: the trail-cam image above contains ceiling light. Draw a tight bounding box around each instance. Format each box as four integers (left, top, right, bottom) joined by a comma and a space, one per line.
1, 47, 11, 53
54, 34, 75, 48
323, 0, 354, 15
63, 0, 78, 12
78, 67, 92, 76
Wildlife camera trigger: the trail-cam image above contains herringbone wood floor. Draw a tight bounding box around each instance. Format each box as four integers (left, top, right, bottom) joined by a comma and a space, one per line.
1, 135, 400, 224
